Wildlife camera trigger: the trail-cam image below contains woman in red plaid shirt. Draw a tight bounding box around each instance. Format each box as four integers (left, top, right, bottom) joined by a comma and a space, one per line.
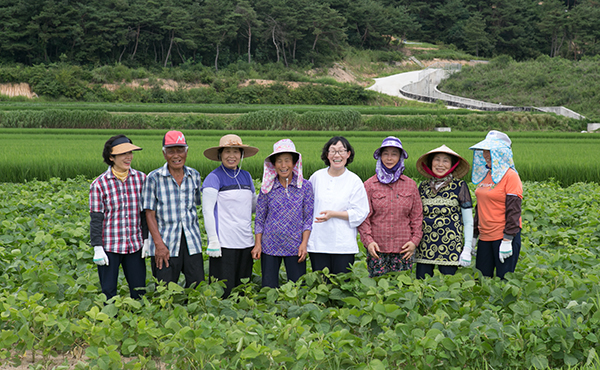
89, 135, 147, 300
358, 136, 423, 278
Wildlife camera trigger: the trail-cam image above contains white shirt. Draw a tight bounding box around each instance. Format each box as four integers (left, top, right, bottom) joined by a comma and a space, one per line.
307, 168, 370, 254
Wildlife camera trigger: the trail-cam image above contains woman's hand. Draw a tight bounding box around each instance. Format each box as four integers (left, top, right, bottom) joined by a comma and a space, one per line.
367, 242, 380, 259
298, 243, 307, 263
251, 242, 262, 260
315, 210, 334, 223
315, 210, 348, 223
400, 241, 416, 260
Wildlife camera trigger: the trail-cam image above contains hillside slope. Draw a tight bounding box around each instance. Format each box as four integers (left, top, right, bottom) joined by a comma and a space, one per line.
438, 56, 599, 120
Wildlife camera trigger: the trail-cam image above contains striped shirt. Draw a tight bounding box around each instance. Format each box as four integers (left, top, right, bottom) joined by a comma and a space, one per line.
142, 163, 203, 256
202, 165, 256, 249
89, 167, 146, 254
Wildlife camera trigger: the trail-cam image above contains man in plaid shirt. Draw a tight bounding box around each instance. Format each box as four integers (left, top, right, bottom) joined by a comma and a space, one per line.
89, 134, 147, 300
142, 131, 205, 287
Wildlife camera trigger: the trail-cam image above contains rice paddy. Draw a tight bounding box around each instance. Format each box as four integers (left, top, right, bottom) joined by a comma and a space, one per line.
2, 129, 599, 185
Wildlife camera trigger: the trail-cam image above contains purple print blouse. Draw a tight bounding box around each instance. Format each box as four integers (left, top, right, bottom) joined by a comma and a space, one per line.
255, 174, 314, 256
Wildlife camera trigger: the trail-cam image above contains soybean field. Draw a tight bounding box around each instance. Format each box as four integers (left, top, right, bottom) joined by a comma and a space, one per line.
1, 178, 600, 369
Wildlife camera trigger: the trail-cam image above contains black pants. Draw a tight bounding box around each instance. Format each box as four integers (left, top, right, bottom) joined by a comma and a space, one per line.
97, 249, 146, 300
209, 247, 253, 298
309, 252, 354, 274
475, 231, 521, 279
151, 231, 205, 288
261, 254, 306, 288
415, 263, 458, 279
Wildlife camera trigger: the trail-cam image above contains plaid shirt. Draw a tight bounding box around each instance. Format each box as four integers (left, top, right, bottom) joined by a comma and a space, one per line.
142, 163, 203, 257
89, 167, 146, 254
358, 174, 423, 254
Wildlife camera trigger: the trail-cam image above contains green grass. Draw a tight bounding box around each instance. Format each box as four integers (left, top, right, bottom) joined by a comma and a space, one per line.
2, 129, 600, 185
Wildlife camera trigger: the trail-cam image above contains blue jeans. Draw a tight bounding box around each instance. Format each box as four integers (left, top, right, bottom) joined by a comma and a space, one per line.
475, 231, 521, 279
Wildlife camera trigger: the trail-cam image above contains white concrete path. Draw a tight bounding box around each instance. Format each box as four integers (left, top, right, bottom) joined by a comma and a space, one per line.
366, 70, 422, 99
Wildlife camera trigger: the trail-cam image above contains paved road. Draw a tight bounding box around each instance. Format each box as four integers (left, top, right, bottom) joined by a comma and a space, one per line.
366, 70, 423, 99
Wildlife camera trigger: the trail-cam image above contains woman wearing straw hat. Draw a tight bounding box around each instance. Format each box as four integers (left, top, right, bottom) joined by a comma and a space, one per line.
469, 130, 522, 279
202, 134, 259, 297
252, 139, 314, 288
89, 134, 147, 299
414, 145, 473, 279
308, 136, 369, 275
358, 136, 423, 278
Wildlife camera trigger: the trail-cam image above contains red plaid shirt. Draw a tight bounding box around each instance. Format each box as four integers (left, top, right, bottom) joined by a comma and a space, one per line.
358, 174, 423, 253
89, 168, 146, 254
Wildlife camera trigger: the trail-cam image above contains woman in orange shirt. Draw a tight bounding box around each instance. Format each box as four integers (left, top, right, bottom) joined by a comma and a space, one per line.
470, 131, 523, 279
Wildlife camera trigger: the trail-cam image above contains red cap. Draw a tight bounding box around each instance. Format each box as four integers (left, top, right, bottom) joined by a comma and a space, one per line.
163, 131, 187, 148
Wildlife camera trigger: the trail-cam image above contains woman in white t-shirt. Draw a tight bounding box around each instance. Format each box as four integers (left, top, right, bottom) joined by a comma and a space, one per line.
307, 136, 369, 274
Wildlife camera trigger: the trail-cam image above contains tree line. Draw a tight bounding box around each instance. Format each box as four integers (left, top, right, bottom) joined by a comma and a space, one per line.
0, 0, 598, 68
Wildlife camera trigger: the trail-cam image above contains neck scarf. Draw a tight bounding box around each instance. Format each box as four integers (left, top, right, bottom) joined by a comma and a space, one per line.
112, 167, 129, 182
376, 157, 404, 184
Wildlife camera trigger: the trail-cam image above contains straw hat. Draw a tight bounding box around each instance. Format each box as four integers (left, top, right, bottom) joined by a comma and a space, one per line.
203, 134, 259, 161
416, 145, 470, 179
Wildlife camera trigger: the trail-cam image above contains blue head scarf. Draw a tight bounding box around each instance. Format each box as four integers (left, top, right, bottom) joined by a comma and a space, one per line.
470, 130, 517, 185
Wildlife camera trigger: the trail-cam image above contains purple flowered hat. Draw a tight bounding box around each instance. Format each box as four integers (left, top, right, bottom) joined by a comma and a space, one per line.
373, 136, 408, 160
373, 136, 408, 184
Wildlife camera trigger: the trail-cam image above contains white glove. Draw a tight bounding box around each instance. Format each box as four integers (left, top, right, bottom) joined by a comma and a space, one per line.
206, 239, 222, 258
141, 239, 151, 258
499, 240, 513, 263
93, 246, 109, 266
459, 245, 472, 267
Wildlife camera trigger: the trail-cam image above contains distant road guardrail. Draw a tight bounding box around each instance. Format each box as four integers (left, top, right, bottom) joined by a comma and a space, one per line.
399, 66, 585, 119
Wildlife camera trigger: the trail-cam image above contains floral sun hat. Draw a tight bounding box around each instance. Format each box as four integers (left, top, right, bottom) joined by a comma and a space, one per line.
469, 130, 517, 185
260, 139, 303, 194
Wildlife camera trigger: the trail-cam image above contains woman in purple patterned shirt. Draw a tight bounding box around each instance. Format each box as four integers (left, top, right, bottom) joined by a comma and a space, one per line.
252, 139, 315, 288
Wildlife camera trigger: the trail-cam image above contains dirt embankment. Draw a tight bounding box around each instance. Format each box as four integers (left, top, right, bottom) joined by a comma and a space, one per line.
0, 83, 37, 98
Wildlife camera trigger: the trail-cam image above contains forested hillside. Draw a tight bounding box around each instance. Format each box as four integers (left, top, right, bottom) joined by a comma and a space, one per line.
1, 0, 599, 68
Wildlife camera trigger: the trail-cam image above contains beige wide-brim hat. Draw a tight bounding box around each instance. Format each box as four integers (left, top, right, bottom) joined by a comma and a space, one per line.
416, 144, 470, 179
203, 134, 259, 161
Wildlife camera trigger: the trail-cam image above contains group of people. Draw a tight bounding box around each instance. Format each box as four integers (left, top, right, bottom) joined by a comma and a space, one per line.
89, 129, 522, 300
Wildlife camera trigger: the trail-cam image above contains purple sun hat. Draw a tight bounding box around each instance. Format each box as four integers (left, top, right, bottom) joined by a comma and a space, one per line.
373, 136, 408, 184
373, 136, 408, 160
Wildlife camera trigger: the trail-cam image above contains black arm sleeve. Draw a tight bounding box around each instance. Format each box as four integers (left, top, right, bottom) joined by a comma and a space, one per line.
90, 212, 104, 246
504, 195, 522, 237
140, 210, 148, 239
